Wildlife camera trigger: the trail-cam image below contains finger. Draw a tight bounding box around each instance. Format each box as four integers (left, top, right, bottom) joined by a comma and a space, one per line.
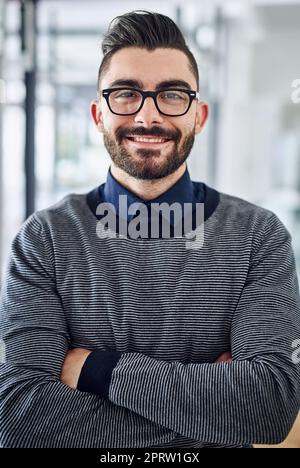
215, 352, 232, 363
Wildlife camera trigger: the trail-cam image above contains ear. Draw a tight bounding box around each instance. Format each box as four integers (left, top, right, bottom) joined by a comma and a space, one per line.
194, 101, 209, 135
90, 100, 104, 132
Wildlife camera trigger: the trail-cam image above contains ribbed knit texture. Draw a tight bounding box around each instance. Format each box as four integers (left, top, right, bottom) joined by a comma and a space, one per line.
0, 185, 300, 448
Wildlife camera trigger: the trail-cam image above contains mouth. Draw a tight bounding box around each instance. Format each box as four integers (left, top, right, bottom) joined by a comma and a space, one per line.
124, 136, 173, 148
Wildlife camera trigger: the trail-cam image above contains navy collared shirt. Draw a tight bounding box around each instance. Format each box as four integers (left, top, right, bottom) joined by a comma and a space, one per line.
96, 165, 206, 237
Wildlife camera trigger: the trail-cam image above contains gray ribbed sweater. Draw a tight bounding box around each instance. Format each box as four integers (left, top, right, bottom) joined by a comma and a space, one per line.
0, 183, 300, 448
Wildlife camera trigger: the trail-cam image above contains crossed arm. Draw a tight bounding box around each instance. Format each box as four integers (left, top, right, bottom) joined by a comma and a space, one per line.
60, 348, 233, 390
1, 212, 300, 447
59, 212, 300, 445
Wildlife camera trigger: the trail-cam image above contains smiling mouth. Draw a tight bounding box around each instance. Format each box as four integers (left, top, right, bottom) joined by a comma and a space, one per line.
124, 136, 173, 146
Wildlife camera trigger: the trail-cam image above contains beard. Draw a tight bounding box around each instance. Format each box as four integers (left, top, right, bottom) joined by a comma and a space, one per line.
102, 124, 195, 180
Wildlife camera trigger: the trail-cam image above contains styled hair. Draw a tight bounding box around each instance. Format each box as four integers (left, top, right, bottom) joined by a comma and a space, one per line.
97, 10, 199, 92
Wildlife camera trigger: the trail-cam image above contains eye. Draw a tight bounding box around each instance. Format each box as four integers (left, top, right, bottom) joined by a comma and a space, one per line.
113, 90, 140, 99
160, 91, 186, 101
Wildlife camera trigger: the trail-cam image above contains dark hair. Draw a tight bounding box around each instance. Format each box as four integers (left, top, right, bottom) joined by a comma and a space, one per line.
97, 10, 199, 92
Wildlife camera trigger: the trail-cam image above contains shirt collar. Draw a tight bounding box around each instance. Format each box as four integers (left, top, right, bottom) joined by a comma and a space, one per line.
101, 165, 197, 222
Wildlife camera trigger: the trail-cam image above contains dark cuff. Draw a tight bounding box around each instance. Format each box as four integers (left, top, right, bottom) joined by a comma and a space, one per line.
77, 350, 123, 398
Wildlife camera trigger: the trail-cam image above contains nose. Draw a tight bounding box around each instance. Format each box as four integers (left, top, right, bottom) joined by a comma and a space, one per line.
134, 95, 164, 126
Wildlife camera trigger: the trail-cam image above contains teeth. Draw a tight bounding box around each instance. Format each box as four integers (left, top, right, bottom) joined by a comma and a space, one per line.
130, 137, 167, 143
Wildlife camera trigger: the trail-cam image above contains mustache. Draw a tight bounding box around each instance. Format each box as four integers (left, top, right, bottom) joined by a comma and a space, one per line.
116, 126, 181, 143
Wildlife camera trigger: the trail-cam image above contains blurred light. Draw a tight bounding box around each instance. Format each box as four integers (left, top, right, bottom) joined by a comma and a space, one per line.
5, 0, 20, 32
223, 1, 251, 19
196, 25, 216, 50
6, 81, 25, 104
37, 83, 55, 103
223, 1, 265, 43
0, 79, 6, 104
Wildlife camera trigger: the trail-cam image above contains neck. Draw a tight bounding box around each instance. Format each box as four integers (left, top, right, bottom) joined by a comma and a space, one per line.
110, 163, 187, 201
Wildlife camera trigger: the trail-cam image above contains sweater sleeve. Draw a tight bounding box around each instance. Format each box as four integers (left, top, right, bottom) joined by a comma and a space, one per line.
0, 214, 174, 448
106, 213, 300, 446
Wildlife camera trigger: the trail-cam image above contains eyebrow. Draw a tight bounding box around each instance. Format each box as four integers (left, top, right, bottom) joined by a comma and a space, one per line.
108, 79, 192, 90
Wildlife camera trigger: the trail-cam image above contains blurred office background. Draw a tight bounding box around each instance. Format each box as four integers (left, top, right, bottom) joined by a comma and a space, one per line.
0, 0, 300, 448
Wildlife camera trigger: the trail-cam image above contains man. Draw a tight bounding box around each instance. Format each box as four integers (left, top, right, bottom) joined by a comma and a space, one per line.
0, 10, 300, 449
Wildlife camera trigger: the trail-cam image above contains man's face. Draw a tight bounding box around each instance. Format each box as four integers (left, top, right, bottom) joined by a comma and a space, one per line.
91, 47, 208, 180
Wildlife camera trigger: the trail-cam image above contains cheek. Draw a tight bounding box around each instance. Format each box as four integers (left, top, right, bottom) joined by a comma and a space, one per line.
103, 115, 132, 135
178, 120, 195, 140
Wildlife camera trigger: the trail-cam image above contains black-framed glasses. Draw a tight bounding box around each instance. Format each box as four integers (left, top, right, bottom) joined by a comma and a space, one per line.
100, 87, 200, 117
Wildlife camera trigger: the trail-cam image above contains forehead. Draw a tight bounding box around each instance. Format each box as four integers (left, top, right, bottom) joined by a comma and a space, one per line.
102, 47, 197, 89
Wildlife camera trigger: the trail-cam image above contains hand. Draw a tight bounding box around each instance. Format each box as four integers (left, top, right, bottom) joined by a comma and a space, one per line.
60, 347, 92, 389
215, 352, 232, 363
